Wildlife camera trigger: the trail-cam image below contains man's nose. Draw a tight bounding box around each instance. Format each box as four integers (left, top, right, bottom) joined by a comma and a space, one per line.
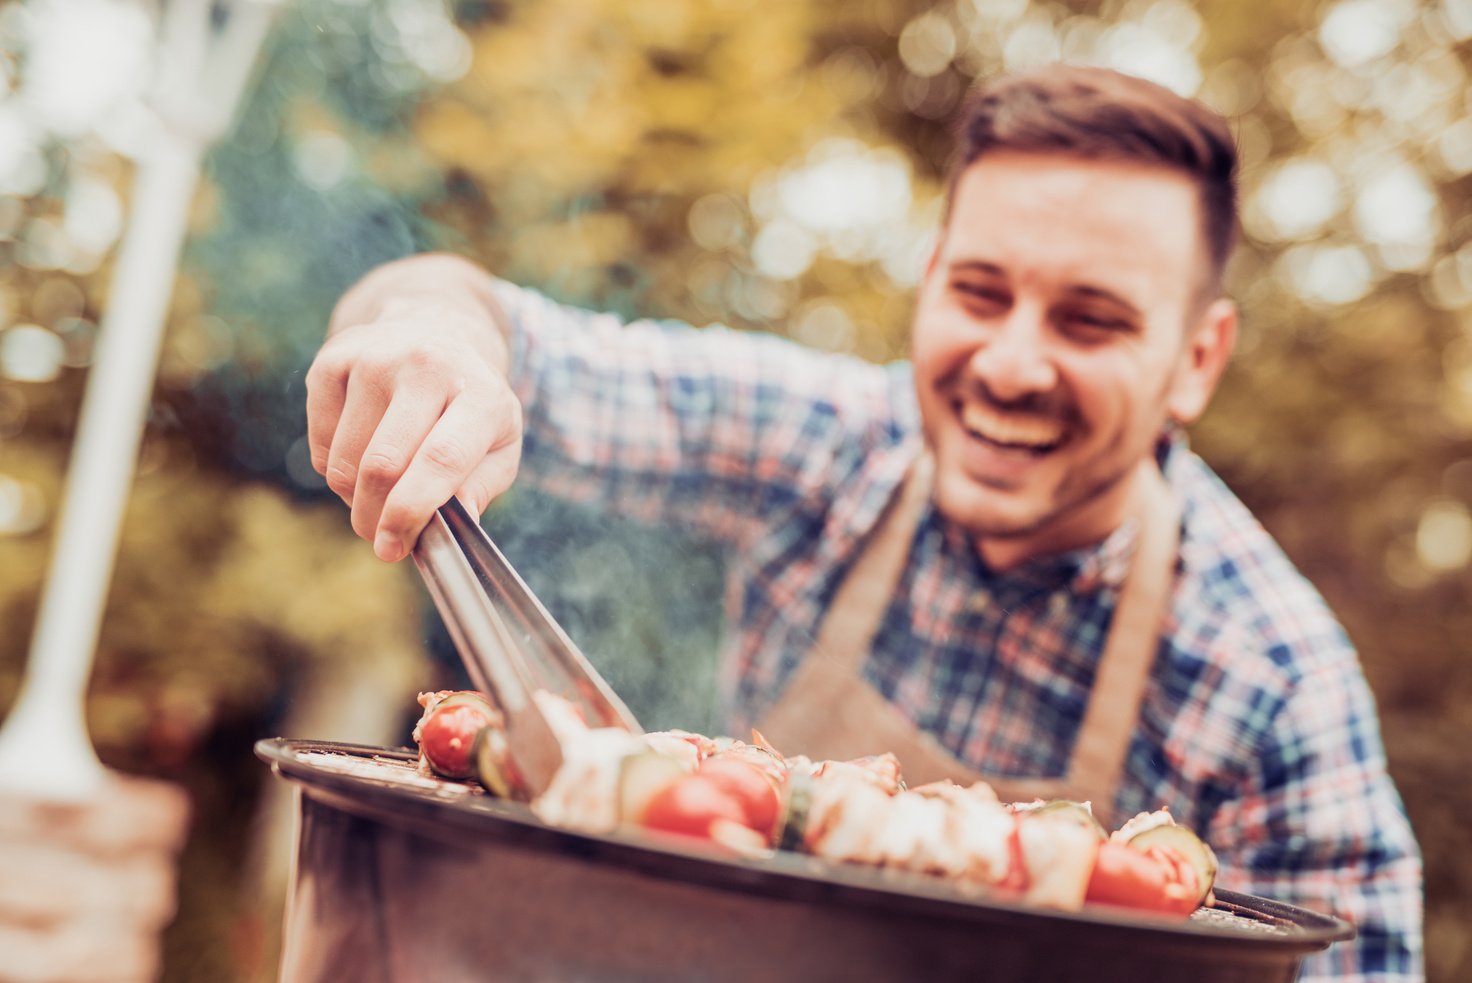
967, 307, 1058, 401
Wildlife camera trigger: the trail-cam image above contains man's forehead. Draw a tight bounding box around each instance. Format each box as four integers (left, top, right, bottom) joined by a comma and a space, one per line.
941, 152, 1205, 300
950, 153, 1200, 230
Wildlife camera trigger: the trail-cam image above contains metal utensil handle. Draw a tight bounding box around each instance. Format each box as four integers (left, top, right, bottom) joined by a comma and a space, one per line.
412, 510, 533, 712
435, 499, 642, 734
412, 508, 565, 797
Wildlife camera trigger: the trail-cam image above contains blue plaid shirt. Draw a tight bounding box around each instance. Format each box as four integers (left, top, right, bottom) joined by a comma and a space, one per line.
496, 280, 1424, 981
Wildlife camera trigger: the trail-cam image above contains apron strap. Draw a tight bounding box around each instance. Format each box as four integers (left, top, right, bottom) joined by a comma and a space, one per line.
1059, 462, 1180, 811
808, 452, 934, 674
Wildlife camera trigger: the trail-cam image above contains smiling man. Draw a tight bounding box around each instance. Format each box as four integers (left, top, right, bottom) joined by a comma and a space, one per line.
307, 66, 1422, 981
914, 148, 1235, 569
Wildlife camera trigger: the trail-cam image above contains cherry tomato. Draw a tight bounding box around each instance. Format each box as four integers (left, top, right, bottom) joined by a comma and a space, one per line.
1085, 842, 1199, 916
697, 757, 782, 839
996, 823, 1029, 893
419, 703, 495, 779
641, 775, 749, 840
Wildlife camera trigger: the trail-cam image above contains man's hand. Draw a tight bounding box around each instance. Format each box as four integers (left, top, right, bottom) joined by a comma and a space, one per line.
305, 254, 523, 561
0, 773, 190, 983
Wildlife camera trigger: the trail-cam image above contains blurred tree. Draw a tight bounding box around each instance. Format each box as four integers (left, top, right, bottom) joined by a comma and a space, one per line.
2, 0, 1469, 979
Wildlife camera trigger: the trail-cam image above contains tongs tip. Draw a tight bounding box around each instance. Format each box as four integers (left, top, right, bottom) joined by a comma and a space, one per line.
411, 498, 642, 799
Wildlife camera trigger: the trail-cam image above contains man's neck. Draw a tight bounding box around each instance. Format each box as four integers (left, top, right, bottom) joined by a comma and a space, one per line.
974, 465, 1145, 573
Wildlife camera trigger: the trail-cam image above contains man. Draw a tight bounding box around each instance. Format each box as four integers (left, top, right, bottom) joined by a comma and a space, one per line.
306, 66, 1422, 980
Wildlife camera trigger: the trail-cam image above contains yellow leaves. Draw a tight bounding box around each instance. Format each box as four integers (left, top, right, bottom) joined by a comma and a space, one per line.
192, 486, 421, 661
464, 1, 627, 98
708, 15, 813, 90
642, 76, 719, 131
512, 212, 637, 282
423, 0, 842, 183
618, 0, 699, 50
406, 0, 913, 345
422, 98, 617, 201
99, 466, 428, 709
417, 99, 499, 176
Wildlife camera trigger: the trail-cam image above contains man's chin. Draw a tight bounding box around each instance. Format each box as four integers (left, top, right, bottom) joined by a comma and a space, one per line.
931, 471, 1052, 541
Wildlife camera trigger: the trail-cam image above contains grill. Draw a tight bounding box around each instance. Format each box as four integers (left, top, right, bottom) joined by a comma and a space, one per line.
258, 739, 1353, 983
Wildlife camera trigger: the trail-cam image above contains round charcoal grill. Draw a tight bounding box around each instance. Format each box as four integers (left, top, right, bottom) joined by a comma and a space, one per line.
258, 739, 1353, 983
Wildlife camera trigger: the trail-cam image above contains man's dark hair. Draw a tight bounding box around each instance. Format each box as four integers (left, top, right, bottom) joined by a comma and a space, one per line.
952, 64, 1239, 295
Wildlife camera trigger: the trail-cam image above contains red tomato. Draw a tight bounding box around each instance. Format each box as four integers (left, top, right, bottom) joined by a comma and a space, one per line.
419, 703, 494, 779
995, 822, 1029, 894
696, 758, 782, 839
641, 775, 749, 840
1085, 843, 1198, 916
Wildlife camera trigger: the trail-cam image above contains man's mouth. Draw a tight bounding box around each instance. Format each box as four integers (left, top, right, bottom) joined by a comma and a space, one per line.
958, 400, 1068, 454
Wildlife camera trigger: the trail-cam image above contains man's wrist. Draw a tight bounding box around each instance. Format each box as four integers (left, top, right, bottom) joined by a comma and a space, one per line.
328, 252, 514, 374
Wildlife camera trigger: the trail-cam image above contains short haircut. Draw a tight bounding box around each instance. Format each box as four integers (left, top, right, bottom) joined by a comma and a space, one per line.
951, 64, 1239, 296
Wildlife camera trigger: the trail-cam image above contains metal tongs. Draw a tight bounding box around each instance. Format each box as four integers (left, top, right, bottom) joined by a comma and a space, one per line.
411, 498, 643, 798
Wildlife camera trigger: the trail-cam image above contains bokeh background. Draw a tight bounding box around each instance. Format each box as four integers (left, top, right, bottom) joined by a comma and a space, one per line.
1, 0, 1469, 979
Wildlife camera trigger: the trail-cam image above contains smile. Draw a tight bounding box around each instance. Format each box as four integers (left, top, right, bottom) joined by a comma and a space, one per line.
958, 400, 1068, 454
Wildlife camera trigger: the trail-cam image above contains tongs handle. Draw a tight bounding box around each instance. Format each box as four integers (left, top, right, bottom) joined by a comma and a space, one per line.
411, 499, 642, 795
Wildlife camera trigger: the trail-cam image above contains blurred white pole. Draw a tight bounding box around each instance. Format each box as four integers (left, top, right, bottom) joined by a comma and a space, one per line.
0, 133, 202, 799
0, 0, 282, 800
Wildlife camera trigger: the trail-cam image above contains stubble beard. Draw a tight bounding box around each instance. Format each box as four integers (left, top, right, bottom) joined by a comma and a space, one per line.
932, 436, 1138, 552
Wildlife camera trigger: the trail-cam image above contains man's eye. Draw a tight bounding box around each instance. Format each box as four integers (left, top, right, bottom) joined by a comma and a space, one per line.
1063, 311, 1131, 333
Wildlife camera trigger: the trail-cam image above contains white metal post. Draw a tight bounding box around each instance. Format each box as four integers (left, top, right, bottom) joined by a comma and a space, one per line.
0, 0, 282, 799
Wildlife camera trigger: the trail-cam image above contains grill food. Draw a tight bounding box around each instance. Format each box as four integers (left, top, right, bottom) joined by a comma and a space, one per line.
258, 736, 1355, 983
411, 688, 1216, 918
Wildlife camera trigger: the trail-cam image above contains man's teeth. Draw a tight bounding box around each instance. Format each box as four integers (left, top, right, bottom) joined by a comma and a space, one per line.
959, 402, 1066, 450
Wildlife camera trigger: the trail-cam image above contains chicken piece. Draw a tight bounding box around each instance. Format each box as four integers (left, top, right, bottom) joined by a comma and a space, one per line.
1017, 814, 1100, 910
875, 791, 967, 876
1110, 807, 1177, 842
945, 788, 1019, 887
804, 767, 893, 863
811, 753, 904, 795
642, 731, 705, 768
531, 724, 650, 833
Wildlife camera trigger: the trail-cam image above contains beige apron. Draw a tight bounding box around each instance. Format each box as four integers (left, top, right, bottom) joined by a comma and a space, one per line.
755, 453, 1180, 827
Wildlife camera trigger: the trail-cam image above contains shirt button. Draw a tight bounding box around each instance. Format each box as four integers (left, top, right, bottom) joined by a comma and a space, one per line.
1048, 592, 1070, 617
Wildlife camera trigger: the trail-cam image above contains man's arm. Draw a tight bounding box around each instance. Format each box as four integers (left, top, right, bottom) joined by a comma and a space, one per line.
305, 253, 522, 561
1208, 664, 1424, 982
311, 254, 916, 559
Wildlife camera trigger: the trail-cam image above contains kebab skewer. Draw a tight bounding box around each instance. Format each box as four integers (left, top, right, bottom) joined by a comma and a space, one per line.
411, 689, 1217, 918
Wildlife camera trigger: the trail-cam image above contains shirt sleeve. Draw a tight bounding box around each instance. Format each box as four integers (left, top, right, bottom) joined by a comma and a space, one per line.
491, 279, 913, 545
1206, 660, 1424, 982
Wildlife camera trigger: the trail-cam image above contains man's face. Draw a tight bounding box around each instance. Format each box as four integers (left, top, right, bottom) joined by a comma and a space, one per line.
911, 150, 1234, 568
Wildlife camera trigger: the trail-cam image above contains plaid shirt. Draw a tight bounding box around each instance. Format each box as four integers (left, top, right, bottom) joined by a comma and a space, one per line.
496, 280, 1424, 982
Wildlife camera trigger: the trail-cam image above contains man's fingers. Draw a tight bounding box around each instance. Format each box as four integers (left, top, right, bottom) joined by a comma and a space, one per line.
458, 441, 523, 516
373, 391, 521, 561
306, 296, 517, 560
349, 388, 450, 544
323, 371, 390, 505
304, 349, 350, 476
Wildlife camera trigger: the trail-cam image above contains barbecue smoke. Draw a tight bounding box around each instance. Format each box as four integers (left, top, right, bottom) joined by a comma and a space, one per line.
431, 489, 727, 735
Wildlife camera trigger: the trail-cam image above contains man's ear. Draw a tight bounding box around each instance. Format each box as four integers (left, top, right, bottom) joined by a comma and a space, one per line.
1167, 298, 1237, 425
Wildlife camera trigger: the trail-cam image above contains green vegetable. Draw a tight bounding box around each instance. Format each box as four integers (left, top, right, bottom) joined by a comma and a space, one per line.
1029, 799, 1107, 841
776, 766, 814, 853
472, 726, 515, 799
617, 750, 690, 825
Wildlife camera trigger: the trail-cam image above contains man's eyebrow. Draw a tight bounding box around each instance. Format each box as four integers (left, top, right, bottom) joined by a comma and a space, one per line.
949, 260, 1005, 276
